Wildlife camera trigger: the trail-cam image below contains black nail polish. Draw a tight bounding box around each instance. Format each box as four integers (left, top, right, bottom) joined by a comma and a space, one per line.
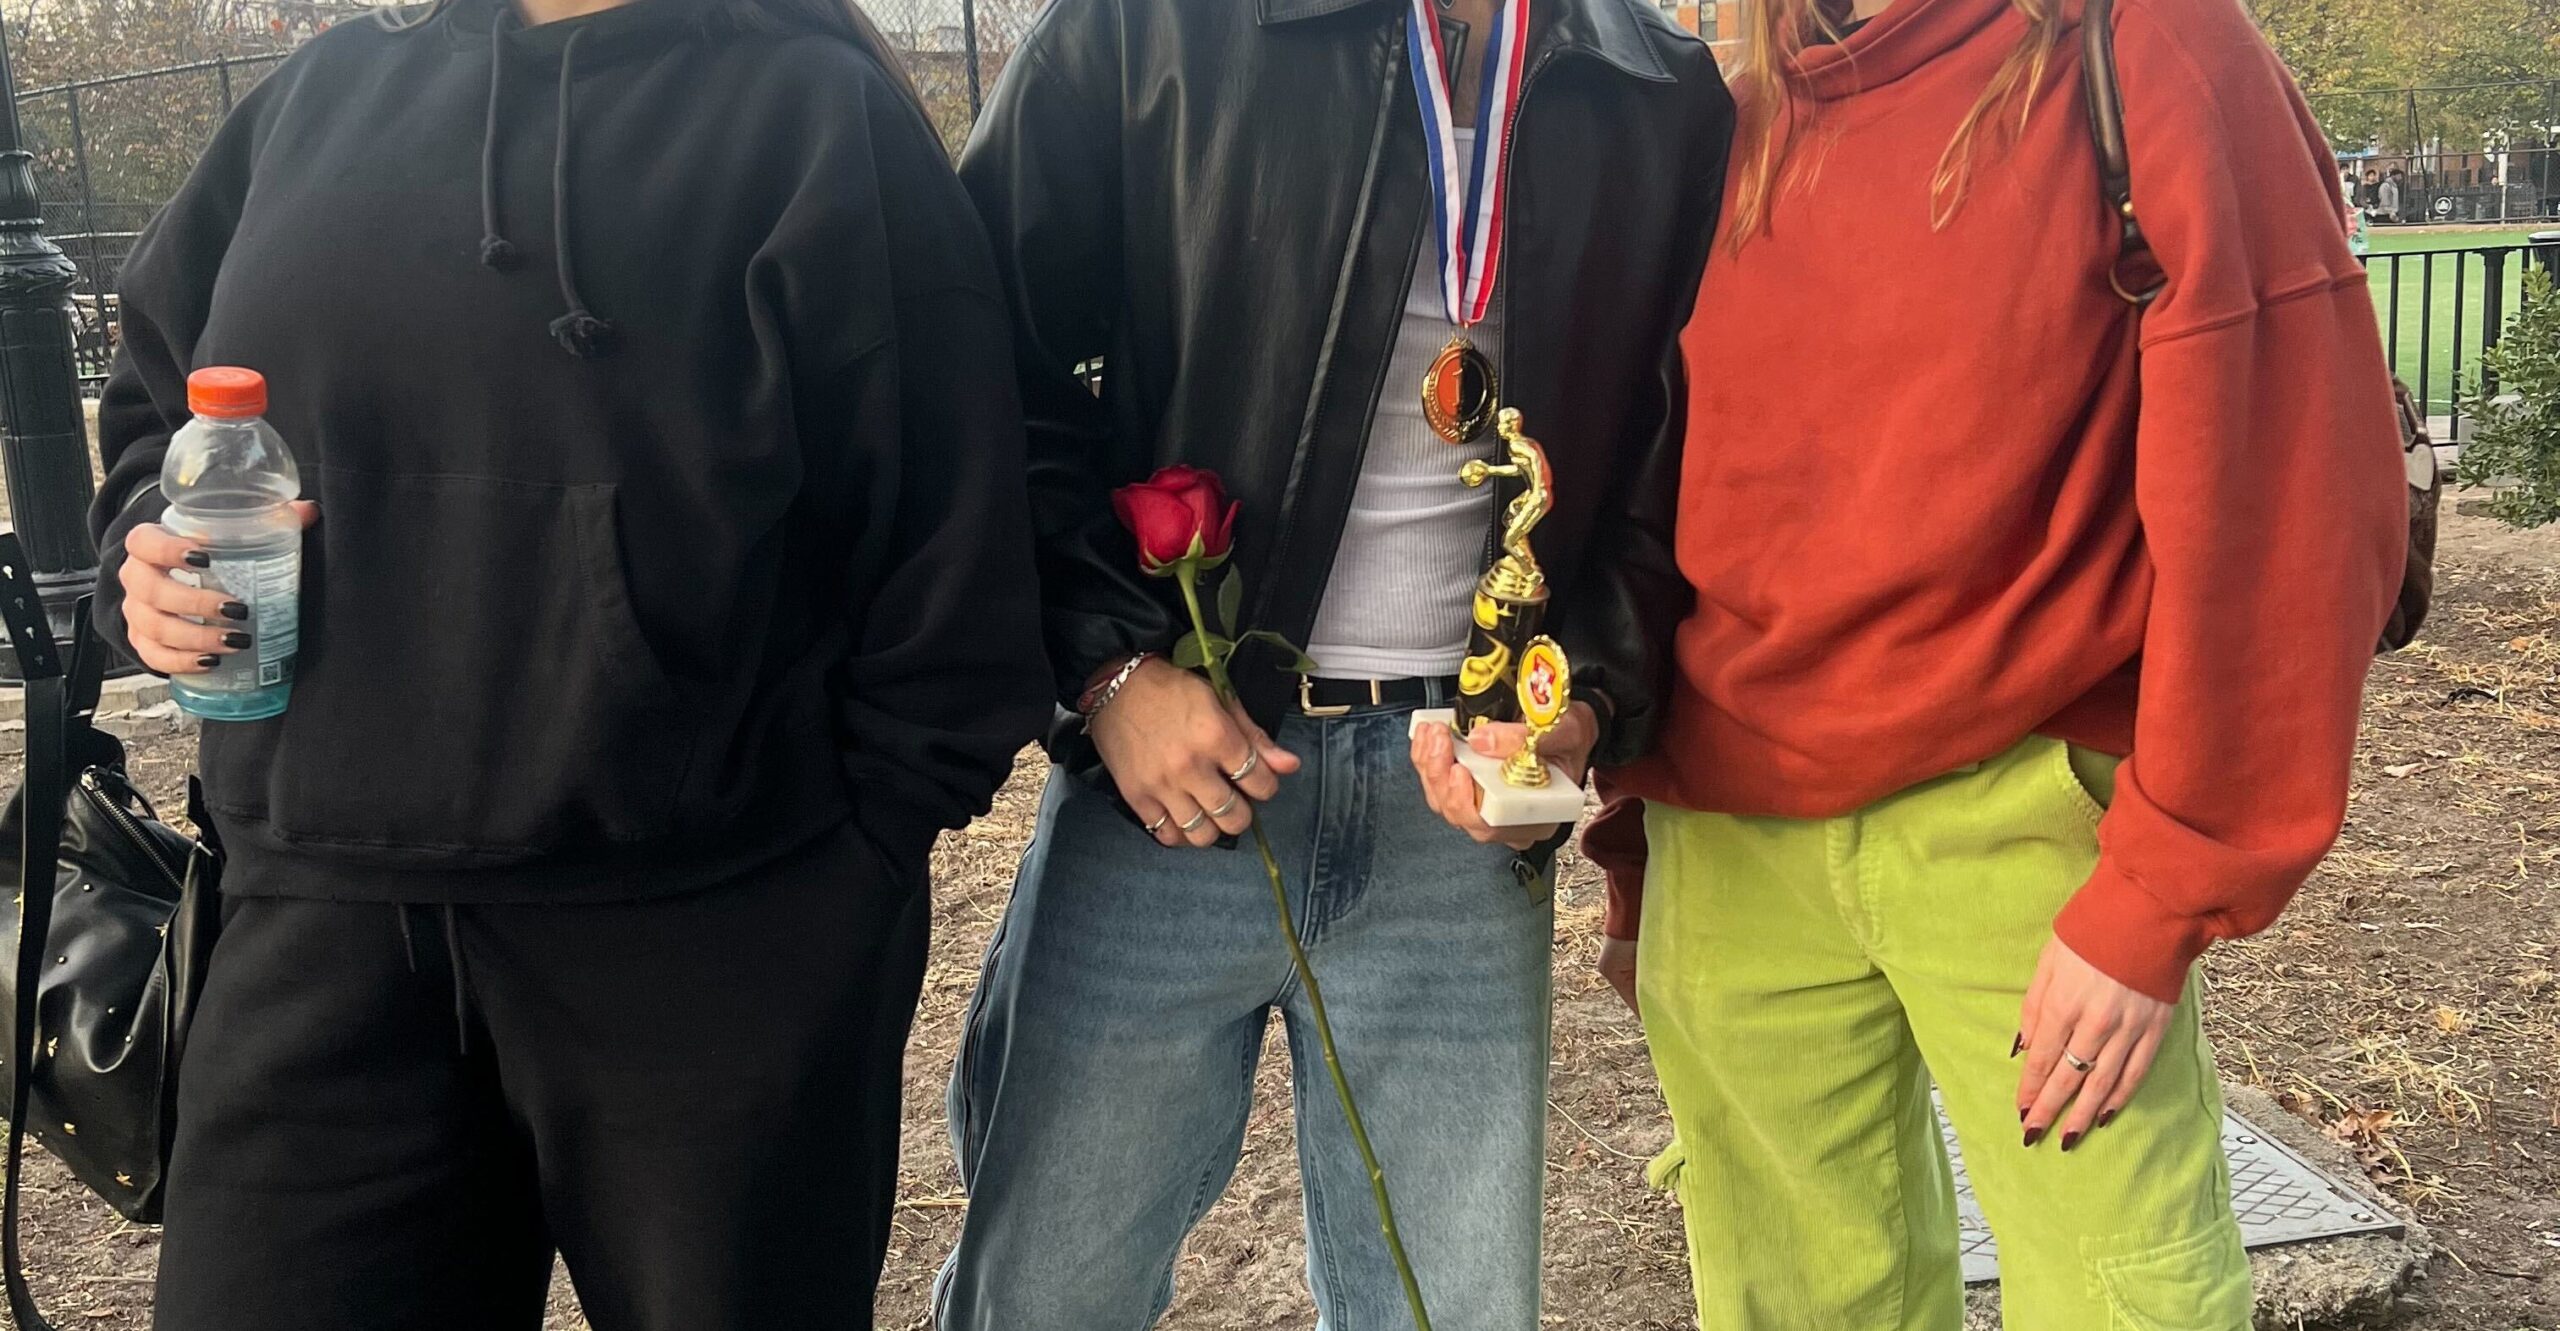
2061, 1131, 2082, 1153
220, 601, 249, 621
2009, 1034, 2023, 1058
2097, 1110, 2117, 1130
2018, 1105, 2029, 1122
221, 631, 252, 649
182, 550, 210, 569
2023, 1127, 2045, 1148
194, 655, 219, 670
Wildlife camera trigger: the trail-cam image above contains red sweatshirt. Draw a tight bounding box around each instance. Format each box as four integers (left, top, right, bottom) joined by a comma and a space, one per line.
1593, 0, 2407, 1002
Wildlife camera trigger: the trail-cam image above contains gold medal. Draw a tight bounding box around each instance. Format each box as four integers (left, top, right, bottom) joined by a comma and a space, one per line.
1421, 336, 1498, 444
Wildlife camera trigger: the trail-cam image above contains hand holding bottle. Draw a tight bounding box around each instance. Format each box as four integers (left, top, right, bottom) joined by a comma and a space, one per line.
119, 503, 318, 677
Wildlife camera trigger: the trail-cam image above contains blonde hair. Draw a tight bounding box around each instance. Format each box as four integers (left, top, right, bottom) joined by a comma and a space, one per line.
1725, 0, 2065, 245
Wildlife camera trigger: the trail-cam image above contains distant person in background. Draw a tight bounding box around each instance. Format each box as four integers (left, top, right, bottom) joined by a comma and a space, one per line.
2376, 170, 2401, 226
2359, 168, 2382, 218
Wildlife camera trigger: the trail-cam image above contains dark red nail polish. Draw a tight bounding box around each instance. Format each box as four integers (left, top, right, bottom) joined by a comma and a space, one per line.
221, 631, 252, 649
2061, 1131, 2082, 1153
2009, 1034, 2023, 1058
220, 601, 249, 621
2018, 1105, 2028, 1122
2097, 1110, 2117, 1130
2023, 1127, 2045, 1148
183, 550, 210, 569
194, 655, 219, 670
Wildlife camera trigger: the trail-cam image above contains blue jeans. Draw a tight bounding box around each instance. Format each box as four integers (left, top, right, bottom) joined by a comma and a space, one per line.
938, 702, 1553, 1330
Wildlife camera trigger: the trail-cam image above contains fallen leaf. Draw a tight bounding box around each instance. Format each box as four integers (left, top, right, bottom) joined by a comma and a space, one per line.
2384, 762, 2424, 778
2434, 1006, 2468, 1034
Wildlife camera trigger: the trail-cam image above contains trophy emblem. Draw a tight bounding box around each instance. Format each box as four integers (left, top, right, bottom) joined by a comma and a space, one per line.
1409, 408, 1586, 827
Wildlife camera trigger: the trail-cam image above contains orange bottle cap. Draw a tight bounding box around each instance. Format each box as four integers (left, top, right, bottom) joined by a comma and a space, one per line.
186, 367, 267, 418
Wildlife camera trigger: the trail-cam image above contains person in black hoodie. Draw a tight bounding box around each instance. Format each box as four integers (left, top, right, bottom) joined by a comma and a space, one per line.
85, 0, 1049, 1324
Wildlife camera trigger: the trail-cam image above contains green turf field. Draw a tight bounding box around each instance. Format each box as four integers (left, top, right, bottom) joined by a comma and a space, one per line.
2362, 226, 2545, 417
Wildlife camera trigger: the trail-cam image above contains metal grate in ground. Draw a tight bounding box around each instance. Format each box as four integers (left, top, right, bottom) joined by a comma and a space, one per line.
1941, 1099, 2404, 1283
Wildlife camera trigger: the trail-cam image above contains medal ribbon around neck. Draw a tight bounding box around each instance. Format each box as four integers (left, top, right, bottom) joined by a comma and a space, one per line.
1408, 0, 1529, 442
1407, 0, 1527, 327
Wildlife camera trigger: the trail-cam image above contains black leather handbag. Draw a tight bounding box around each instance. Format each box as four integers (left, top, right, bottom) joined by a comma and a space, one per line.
0, 536, 221, 1331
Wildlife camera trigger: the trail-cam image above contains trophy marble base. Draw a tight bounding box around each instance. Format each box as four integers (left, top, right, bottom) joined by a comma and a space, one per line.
1408, 709, 1586, 828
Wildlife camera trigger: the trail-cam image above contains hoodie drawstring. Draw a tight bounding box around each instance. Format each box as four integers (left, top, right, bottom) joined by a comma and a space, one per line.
476, 13, 614, 358
477, 7, 519, 270
544, 27, 614, 358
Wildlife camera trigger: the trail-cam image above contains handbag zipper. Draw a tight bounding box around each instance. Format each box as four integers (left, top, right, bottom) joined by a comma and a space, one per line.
77, 770, 187, 893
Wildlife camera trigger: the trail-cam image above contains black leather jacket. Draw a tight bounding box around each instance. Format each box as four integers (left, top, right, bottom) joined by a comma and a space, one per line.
959, 0, 1733, 769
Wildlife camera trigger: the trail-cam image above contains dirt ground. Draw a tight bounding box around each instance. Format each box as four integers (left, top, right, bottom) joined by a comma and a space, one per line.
5, 501, 2554, 1331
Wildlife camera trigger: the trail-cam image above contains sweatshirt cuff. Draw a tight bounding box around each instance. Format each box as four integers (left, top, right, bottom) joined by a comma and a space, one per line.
1580, 795, 1649, 942
2052, 858, 2217, 1005
94, 483, 170, 675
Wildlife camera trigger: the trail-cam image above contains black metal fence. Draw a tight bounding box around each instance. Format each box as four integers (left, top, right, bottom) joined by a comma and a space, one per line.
14, 53, 285, 382
2313, 80, 2560, 226
2367, 240, 2560, 436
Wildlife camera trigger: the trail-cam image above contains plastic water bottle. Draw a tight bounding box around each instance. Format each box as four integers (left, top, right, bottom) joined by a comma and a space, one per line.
161, 366, 301, 721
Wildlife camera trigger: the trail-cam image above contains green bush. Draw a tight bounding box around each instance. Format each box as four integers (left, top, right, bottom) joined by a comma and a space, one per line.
2459, 267, 2560, 528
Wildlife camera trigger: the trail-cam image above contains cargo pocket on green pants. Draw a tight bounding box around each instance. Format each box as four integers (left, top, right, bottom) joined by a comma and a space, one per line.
2084, 1223, 2252, 1331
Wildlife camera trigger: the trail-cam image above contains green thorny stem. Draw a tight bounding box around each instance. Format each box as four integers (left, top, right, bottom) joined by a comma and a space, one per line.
1175, 562, 1434, 1331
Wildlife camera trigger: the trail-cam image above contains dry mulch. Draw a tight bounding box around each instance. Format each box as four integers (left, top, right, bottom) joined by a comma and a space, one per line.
5, 503, 2553, 1330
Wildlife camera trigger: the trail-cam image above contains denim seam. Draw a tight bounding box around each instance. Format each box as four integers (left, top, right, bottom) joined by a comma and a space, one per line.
1286, 1015, 1356, 1326
1141, 1031, 1263, 1331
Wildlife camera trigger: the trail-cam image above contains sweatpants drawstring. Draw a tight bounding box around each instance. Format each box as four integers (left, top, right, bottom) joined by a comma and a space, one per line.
443, 903, 471, 1057
389, 903, 472, 1056
395, 903, 420, 973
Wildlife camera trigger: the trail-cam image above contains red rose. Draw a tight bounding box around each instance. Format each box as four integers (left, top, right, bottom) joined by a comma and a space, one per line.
1111, 465, 1238, 573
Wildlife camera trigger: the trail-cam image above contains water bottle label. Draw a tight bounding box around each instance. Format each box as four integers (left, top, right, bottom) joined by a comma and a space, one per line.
206, 551, 298, 690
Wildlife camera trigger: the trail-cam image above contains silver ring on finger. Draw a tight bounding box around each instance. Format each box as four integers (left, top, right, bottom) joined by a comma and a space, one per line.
1208, 789, 1242, 820
1226, 750, 1262, 784
1146, 813, 1171, 835
2062, 1051, 2095, 1073
1178, 808, 1210, 833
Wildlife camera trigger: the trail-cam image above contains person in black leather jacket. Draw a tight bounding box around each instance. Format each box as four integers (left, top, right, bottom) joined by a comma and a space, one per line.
937, 0, 1732, 1323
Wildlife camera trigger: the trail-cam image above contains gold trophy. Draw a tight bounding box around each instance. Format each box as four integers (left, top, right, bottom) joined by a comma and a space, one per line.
1409, 409, 1586, 827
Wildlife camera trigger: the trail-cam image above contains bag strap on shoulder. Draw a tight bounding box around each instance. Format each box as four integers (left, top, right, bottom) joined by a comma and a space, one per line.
2081, 0, 2165, 307
0, 536, 65, 1331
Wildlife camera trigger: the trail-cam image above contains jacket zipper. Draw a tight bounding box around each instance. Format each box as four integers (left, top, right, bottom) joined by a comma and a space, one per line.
78, 770, 186, 893
1248, 29, 1412, 646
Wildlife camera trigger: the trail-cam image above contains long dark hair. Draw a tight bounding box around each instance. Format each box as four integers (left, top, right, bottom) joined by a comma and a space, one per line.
383, 0, 931, 126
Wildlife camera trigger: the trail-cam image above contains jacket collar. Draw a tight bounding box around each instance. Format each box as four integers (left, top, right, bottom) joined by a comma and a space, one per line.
1254, 0, 1677, 83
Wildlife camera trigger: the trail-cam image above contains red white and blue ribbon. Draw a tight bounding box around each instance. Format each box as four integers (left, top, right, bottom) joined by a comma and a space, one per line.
1406, 0, 1529, 330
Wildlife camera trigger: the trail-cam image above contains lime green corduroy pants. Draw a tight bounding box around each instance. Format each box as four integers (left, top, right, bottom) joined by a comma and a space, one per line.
1636, 736, 2252, 1330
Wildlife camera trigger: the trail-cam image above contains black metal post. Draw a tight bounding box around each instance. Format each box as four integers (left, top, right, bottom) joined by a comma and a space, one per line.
2482, 247, 2509, 402
0, 16, 103, 681
960, 0, 982, 119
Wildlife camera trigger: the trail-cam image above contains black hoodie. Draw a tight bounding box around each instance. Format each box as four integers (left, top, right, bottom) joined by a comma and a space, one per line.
89, 0, 1050, 902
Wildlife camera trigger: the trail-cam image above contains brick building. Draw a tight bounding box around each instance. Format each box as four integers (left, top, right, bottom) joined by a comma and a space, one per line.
1659, 0, 1744, 60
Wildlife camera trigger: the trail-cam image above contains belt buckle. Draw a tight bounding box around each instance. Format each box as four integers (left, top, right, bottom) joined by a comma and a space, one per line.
1298, 675, 1354, 718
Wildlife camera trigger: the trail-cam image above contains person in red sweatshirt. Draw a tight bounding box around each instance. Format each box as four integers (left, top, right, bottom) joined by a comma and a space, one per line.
1583, 0, 2408, 1322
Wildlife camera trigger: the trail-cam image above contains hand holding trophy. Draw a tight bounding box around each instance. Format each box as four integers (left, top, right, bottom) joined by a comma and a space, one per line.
1410, 409, 1588, 828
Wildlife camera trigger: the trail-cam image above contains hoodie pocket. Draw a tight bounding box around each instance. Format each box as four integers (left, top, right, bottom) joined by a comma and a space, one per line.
211, 472, 698, 860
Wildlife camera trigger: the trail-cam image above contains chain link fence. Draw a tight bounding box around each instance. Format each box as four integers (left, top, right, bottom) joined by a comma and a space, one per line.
863, 0, 1039, 152
2311, 79, 2560, 226
10, 0, 1039, 382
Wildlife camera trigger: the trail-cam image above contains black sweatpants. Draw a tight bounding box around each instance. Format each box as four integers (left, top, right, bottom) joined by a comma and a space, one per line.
152, 823, 929, 1331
